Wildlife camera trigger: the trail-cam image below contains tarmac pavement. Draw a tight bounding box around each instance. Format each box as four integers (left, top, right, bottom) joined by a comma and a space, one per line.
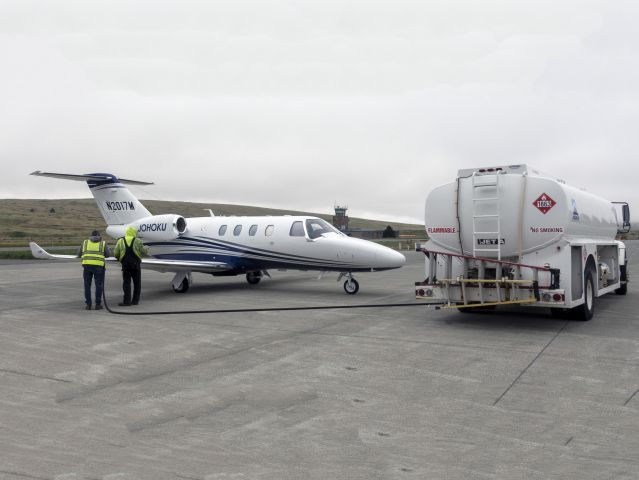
0, 243, 638, 479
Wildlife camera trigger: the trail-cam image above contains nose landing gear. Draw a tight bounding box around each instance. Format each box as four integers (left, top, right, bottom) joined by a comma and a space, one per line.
338, 272, 360, 295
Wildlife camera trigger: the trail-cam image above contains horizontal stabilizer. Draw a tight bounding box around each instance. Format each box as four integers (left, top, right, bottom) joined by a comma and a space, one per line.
30, 242, 84, 260
30, 171, 153, 186
30, 242, 119, 262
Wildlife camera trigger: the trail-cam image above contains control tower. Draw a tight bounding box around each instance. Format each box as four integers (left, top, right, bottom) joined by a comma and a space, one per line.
332, 204, 349, 231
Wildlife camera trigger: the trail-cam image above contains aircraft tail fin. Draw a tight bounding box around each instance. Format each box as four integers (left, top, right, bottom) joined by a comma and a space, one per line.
30, 171, 153, 225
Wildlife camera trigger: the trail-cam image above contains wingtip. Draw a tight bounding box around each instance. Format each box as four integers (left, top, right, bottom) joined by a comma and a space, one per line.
29, 241, 45, 258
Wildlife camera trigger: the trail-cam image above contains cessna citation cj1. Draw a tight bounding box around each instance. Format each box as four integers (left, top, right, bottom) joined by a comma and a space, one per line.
29, 171, 405, 294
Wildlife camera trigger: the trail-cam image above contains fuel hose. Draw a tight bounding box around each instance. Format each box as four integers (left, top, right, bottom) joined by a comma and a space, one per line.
102, 290, 429, 316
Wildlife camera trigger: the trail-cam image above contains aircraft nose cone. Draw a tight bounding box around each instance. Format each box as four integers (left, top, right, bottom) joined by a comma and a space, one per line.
389, 248, 406, 268
376, 244, 406, 269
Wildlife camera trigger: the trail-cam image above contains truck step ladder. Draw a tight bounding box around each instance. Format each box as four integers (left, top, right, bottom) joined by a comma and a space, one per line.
471, 171, 502, 260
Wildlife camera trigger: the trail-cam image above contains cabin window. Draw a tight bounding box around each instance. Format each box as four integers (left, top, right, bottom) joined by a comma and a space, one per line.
233, 225, 242, 236
289, 221, 305, 237
249, 224, 258, 236
265, 225, 274, 236
305, 218, 341, 239
218, 225, 227, 236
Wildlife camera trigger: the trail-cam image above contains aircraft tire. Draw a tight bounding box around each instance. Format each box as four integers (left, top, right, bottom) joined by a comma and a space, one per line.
343, 278, 359, 295
246, 272, 262, 285
173, 277, 190, 293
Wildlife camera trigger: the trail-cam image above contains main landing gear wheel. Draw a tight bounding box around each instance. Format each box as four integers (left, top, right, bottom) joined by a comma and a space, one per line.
343, 278, 359, 295
173, 277, 190, 293
246, 271, 262, 285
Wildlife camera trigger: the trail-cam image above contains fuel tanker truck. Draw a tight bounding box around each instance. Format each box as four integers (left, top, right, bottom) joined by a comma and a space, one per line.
415, 164, 631, 320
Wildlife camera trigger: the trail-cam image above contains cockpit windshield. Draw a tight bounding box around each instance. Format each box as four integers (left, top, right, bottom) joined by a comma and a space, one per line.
305, 218, 343, 239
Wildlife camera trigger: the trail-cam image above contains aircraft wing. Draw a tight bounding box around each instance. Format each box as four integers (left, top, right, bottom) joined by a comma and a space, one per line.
29, 242, 231, 273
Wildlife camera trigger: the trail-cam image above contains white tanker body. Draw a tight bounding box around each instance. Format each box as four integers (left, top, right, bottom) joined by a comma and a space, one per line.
416, 165, 631, 320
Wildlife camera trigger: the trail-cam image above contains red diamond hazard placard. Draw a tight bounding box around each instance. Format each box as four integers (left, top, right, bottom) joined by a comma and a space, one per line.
533, 193, 556, 214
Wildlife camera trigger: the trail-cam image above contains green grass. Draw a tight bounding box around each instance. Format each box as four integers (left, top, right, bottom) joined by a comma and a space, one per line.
0, 251, 38, 260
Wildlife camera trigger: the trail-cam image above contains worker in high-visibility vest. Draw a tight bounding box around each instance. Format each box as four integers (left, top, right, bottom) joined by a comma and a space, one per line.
77, 230, 111, 310
113, 226, 149, 306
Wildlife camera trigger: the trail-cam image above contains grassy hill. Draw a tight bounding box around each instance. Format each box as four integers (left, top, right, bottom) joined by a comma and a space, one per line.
0, 198, 424, 247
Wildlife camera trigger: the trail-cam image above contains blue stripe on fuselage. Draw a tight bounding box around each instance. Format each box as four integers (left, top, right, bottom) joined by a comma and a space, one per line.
146, 236, 362, 271
149, 236, 352, 266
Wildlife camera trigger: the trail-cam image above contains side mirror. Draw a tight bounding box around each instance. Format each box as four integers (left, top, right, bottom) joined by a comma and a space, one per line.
622, 204, 631, 232
614, 202, 631, 234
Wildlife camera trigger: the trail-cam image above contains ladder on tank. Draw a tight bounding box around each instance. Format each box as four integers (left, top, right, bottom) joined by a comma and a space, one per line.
471, 171, 502, 261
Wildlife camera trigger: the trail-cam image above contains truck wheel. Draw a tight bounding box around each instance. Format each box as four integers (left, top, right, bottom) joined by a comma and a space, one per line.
571, 269, 595, 321
615, 265, 627, 295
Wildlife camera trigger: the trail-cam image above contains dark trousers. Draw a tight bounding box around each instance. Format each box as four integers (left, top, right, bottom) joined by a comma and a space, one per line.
83, 265, 105, 306
122, 265, 142, 304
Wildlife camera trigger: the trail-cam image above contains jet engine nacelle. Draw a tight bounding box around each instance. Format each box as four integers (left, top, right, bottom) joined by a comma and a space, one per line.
126, 214, 187, 241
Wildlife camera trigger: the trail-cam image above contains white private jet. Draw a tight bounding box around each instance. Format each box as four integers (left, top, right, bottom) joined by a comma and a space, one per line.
29, 171, 405, 294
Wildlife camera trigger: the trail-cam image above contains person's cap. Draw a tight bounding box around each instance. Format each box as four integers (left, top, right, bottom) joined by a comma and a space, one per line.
91, 230, 99, 236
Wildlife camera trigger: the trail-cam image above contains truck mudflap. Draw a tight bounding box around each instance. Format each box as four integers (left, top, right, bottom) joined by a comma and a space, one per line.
415, 247, 564, 309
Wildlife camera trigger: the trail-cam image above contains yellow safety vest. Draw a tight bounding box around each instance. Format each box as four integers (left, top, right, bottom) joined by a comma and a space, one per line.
81, 239, 106, 267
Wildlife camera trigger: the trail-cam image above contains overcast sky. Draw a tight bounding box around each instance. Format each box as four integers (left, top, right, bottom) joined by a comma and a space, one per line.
2, 1, 638, 224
